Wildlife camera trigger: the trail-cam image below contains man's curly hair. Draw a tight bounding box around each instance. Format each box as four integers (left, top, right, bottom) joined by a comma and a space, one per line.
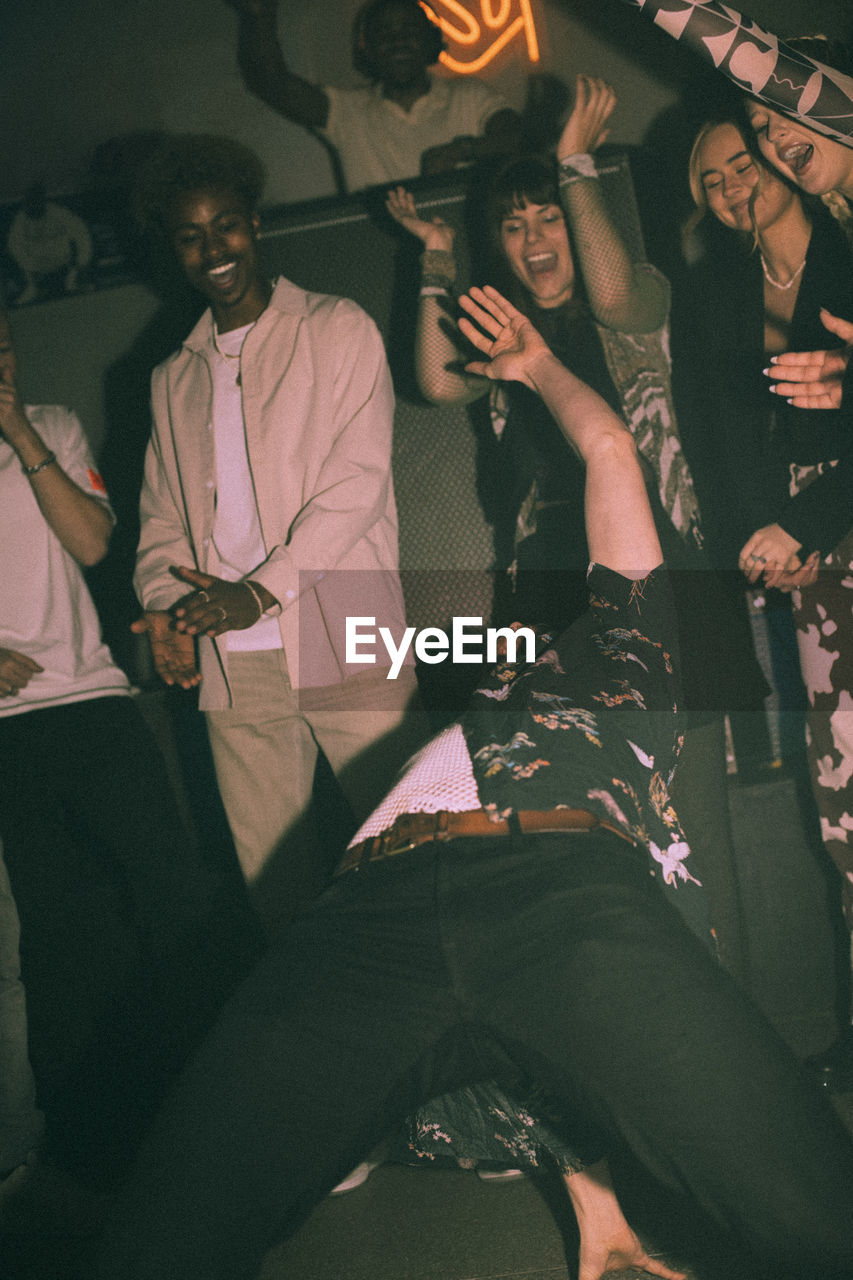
133, 133, 266, 240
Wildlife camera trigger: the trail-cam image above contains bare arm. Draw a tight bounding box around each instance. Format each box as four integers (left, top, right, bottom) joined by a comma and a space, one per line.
386, 186, 487, 406
558, 75, 666, 332
230, 0, 329, 129
0, 385, 111, 566
460, 286, 662, 576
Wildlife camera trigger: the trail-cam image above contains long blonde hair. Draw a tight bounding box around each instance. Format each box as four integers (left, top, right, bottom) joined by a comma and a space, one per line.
821, 189, 853, 247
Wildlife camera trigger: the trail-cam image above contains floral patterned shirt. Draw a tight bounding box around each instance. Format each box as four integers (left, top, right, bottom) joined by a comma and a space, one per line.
462, 563, 704, 928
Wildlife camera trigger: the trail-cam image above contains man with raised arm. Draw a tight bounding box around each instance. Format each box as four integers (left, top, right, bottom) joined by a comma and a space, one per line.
229, 0, 520, 193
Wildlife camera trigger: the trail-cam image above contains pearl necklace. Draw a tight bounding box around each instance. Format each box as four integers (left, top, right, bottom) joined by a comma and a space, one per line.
760, 252, 807, 291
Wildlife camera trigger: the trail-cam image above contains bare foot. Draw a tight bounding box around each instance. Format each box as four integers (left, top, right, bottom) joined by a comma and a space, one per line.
564, 1160, 687, 1280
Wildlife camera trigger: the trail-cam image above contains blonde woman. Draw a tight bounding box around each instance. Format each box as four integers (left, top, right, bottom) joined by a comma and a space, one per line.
682, 114, 853, 1088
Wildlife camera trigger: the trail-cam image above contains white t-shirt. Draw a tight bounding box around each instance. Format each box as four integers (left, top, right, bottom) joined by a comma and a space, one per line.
0, 405, 130, 717
210, 324, 283, 652
321, 74, 509, 192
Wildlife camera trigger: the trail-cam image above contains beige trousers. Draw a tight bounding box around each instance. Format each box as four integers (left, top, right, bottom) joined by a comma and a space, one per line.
206, 651, 424, 929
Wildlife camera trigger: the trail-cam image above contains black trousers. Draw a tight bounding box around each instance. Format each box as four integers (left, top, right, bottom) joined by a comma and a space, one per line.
97, 831, 853, 1280
0, 696, 262, 1177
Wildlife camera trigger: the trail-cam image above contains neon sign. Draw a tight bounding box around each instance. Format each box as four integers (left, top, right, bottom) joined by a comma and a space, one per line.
423, 0, 541, 74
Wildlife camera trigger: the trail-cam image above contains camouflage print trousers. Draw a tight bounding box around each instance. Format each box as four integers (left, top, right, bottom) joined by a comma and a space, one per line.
790, 463, 853, 930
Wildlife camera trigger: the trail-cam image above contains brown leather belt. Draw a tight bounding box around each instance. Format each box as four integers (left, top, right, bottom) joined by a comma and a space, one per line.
335, 807, 635, 877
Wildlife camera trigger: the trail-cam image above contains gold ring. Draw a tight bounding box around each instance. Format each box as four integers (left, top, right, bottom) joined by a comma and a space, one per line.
197, 590, 209, 603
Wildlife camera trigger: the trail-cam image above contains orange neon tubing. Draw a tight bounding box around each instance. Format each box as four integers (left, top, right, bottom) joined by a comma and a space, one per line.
437, 0, 540, 73
429, 0, 480, 44
482, 0, 512, 30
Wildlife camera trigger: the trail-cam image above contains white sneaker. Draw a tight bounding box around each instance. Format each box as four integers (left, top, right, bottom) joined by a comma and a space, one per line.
475, 1166, 524, 1182
330, 1161, 376, 1195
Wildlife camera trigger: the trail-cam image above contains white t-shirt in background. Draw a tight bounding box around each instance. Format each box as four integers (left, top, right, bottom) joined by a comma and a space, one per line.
322, 75, 509, 192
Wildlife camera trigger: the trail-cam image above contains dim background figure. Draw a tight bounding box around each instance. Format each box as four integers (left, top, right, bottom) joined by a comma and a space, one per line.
7, 182, 93, 306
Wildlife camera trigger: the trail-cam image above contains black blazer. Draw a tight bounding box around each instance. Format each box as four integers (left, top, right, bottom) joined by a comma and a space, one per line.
673, 206, 853, 563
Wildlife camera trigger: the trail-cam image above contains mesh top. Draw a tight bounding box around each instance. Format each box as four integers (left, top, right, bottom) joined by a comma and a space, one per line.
348, 722, 480, 845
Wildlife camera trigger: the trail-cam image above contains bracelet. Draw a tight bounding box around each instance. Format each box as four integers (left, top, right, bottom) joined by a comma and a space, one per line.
558, 152, 599, 183
243, 580, 266, 621
420, 285, 450, 297
22, 451, 57, 477
421, 248, 457, 288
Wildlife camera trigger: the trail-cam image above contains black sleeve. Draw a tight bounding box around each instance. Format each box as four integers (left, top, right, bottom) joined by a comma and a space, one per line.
778, 455, 853, 557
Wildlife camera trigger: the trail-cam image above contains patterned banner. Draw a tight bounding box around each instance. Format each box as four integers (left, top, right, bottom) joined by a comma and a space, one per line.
618, 0, 853, 148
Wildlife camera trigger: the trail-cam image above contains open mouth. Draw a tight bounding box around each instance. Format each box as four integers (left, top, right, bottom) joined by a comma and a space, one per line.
206, 262, 239, 290
526, 252, 559, 277
780, 142, 813, 175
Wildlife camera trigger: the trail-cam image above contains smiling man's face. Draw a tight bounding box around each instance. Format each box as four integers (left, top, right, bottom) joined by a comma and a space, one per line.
168, 186, 268, 331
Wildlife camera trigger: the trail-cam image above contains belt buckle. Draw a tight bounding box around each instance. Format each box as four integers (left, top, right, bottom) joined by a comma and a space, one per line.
376, 812, 426, 861
376, 833, 418, 861
376, 811, 448, 861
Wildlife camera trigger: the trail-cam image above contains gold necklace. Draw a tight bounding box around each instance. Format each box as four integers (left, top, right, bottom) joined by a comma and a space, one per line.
213, 322, 256, 385
760, 251, 807, 291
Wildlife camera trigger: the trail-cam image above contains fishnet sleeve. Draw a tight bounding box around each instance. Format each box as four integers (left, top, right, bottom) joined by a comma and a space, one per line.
558, 155, 667, 334
415, 249, 490, 406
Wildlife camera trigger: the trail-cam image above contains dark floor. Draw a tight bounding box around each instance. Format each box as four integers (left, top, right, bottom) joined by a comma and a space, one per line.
2, 770, 850, 1280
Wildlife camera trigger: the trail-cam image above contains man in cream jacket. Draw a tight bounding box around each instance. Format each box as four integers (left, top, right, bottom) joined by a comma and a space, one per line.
133, 135, 419, 928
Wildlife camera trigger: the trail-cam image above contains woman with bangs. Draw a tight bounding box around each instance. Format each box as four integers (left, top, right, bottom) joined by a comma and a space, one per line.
678, 111, 853, 1087
389, 75, 702, 637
